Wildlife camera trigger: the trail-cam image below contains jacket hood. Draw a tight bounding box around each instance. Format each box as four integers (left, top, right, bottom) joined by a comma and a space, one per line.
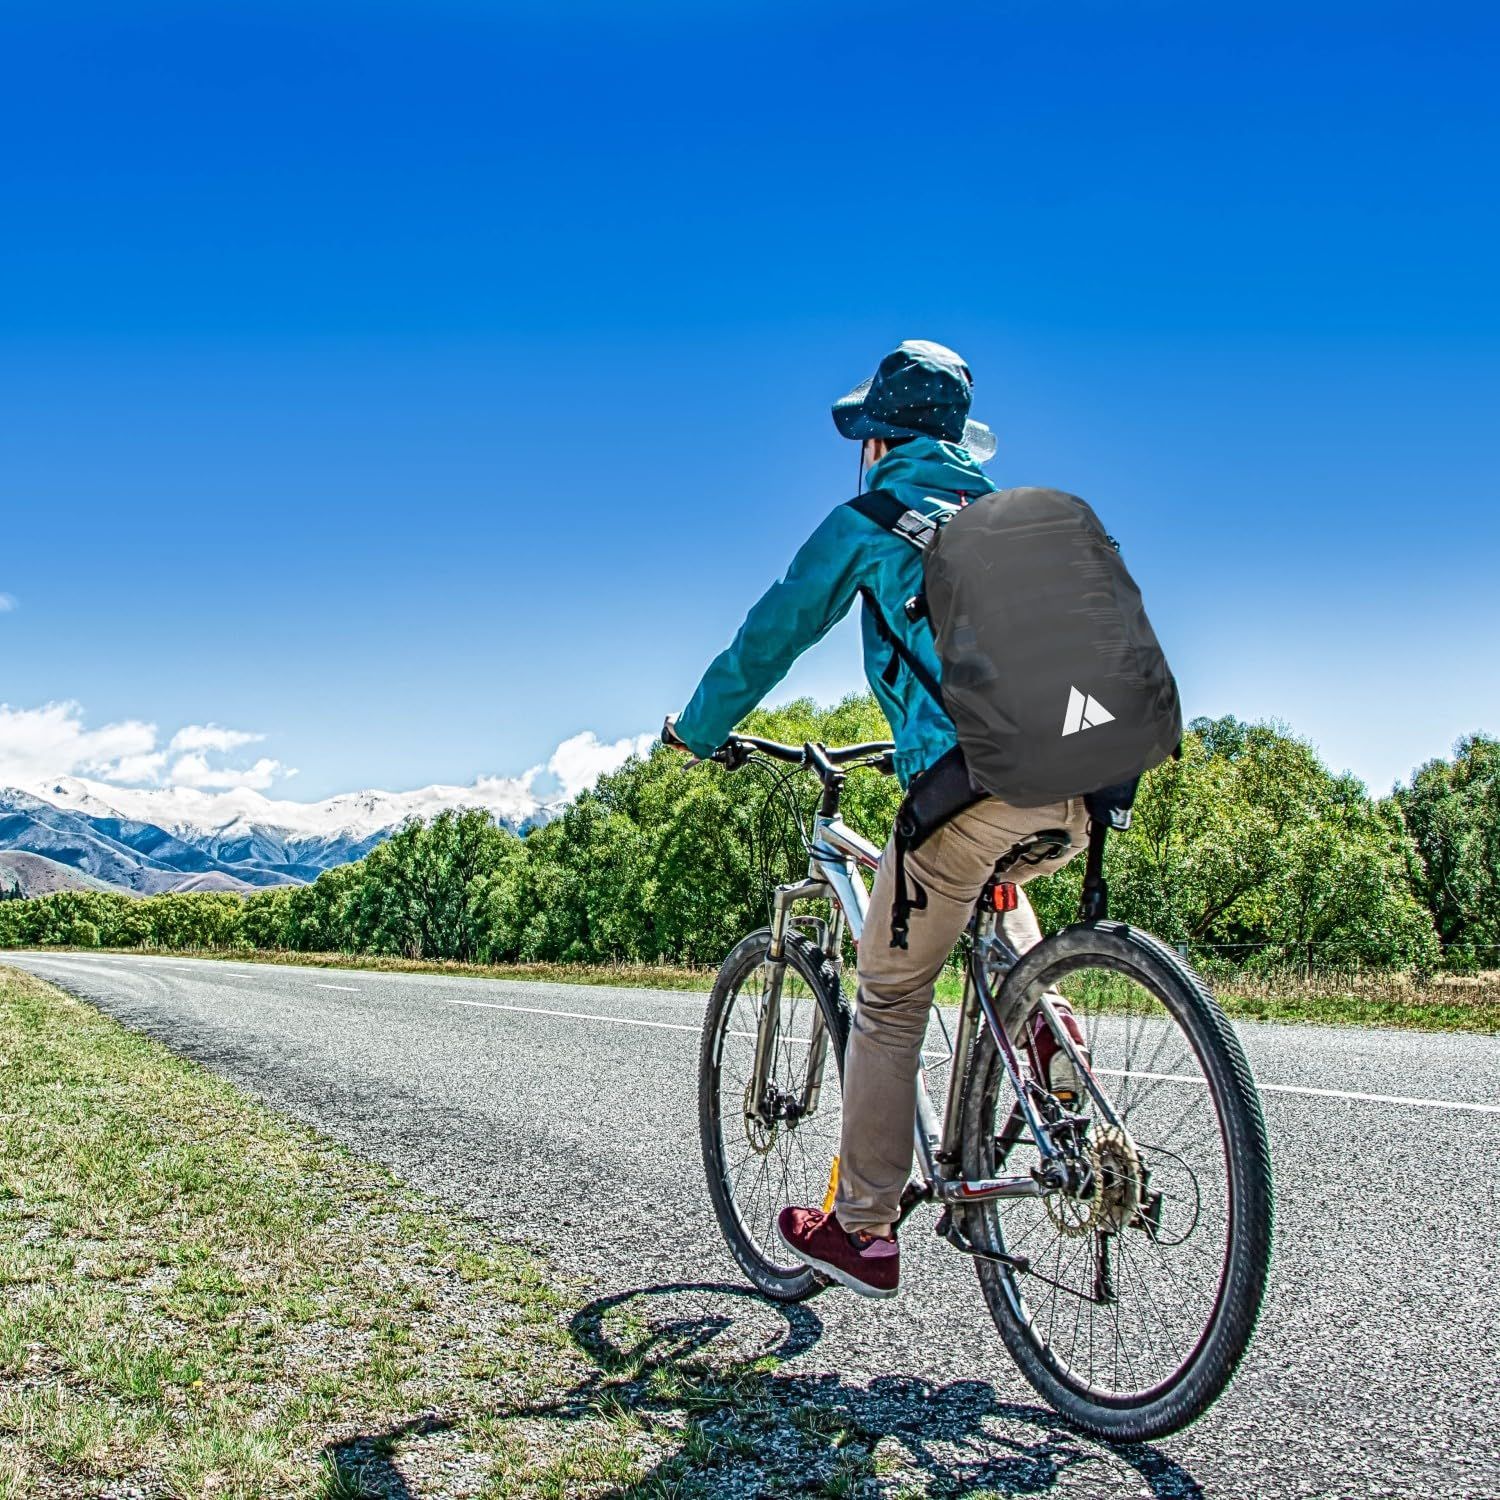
863, 433, 996, 502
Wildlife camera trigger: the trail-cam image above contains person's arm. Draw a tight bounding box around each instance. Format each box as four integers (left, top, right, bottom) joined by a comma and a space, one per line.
674, 506, 869, 758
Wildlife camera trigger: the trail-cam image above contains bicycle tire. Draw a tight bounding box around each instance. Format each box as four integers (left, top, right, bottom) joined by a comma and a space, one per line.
699, 928, 850, 1302
958, 920, 1273, 1441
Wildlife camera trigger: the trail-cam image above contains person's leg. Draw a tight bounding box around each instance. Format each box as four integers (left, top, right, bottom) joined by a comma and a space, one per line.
971, 800, 1093, 1102
834, 794, 1088, 1235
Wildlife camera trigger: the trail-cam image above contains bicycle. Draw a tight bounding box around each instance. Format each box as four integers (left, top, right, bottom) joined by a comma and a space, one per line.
696, 732, 1273, 1442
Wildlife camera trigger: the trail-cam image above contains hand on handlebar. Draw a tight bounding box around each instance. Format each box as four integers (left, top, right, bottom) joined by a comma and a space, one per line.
663, 715, 756, 769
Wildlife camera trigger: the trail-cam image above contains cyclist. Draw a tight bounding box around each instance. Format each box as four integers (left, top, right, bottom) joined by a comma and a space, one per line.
665, 340, 1088, 1298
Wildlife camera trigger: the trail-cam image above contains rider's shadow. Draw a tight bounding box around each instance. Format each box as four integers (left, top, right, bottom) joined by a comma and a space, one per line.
516, 1281, 1206, 1499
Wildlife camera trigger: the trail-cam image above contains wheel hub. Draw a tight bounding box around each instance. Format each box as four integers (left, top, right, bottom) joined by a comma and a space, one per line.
743, 1081, 778, 1154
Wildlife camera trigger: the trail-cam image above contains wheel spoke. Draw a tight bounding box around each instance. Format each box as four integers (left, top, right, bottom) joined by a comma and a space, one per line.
969, 942, 1267, 1424
703, 943, 845, 1290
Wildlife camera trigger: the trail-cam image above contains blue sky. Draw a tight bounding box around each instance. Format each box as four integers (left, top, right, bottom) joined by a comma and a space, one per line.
2, 1, 1496, 806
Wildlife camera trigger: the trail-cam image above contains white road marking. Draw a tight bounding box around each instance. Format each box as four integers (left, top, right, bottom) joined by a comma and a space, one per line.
439, 1000, 1498, 1116
14, 954, 1499, 1117
314, 983, 361, 993
1096, 1067, 1500, 1116
443, 997, 699, 1032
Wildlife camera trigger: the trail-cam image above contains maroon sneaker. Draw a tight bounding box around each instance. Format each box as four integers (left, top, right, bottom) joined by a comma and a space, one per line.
1027, 998, 1091, 1108
777, 1206, 899, 1298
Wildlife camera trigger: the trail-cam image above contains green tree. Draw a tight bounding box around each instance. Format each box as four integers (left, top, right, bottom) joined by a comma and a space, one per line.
142, 892, 244, 949
1393, 733, 1500, 969
241, 886, 295, 948
356, 809, 517, 960
469, 693, 899, 968
1028, 717, 1438, 970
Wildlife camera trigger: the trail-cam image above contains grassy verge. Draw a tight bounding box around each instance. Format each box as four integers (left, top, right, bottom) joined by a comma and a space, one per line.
1202, 966, 1500, 1033
4, 969, 830, 1498
0, 966, 619, 1498
8, 943, 1498, 1033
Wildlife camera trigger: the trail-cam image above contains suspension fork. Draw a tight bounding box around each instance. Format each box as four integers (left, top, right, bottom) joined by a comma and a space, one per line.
749, 877, 830, 1122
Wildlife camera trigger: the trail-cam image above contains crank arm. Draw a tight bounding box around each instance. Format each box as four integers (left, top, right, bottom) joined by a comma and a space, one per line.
935, 1208, 1032, 1271
894, 1179, 933, 1231
938, 1211, 1112, 1303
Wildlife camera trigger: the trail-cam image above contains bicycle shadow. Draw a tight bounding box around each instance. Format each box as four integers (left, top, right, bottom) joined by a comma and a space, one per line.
318, 1414, 451, 1498
517, 1280, 1205, 1498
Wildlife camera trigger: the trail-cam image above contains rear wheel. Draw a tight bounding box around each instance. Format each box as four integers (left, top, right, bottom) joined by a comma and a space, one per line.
958, 921, 1273, 1441
700, 929, 849, 1302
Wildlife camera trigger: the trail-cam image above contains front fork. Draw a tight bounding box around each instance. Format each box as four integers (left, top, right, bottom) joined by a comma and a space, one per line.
748, 879, 835, 1126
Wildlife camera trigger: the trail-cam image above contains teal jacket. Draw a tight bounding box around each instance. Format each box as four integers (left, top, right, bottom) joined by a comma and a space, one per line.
676, 436, 997, 787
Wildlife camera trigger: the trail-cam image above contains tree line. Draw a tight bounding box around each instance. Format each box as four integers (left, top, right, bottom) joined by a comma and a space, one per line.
1, 696, 1495, 973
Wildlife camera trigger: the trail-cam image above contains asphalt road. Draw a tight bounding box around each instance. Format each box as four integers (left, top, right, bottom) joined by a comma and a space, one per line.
9, 951, 1499, 1500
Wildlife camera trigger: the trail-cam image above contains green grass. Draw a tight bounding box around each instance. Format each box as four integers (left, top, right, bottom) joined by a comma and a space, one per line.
931, 960, 1500, 1033
0, 966, 627, 1497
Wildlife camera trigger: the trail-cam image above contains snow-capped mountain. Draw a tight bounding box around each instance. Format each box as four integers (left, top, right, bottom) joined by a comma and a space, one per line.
30, 774, 551, 846
0, 775, 560, 897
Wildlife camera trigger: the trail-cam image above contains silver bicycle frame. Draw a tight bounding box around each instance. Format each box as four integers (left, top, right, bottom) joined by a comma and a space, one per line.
750, 808, 1066, 1207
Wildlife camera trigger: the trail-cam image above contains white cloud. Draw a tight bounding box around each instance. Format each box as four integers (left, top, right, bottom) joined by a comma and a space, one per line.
98, 751, 169, 784
0, 701, 160, 787
168, 753, 286, 791
0, 594, 16, 612
169, 724, 265, 755
0, 701, 284, 793
546, 730, 656, 800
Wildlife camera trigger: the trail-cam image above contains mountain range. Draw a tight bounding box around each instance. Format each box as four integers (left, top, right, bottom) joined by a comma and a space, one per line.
0, 776, 556, 897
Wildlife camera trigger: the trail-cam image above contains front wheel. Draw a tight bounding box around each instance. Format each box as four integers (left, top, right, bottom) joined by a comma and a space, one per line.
699, 928, 849, 1302
959, 921, 1273, 1441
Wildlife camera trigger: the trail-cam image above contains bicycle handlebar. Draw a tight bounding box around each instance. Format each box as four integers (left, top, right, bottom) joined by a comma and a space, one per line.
704, 732, 897, 776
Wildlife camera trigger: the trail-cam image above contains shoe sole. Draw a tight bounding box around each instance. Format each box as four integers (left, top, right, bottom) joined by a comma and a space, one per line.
777, 1228, 898, 1299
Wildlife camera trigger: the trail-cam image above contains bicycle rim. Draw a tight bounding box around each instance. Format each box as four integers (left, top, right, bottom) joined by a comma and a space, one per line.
701, 931, 848, 1298
963, 922, 1272, 1437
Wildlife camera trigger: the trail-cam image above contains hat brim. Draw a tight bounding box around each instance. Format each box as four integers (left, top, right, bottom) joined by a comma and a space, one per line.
832, 378, 996, 463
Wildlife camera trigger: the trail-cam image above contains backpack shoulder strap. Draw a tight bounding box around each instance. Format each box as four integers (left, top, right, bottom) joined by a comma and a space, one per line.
846, 490, 946, 707
856, 586, 945, 709
845, 489, 939, 551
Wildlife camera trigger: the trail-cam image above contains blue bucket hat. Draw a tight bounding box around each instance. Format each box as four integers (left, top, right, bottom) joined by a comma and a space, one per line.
832, 339, 996, 462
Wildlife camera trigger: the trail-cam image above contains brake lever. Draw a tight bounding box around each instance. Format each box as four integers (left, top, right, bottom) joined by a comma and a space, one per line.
685, 742, 750, 771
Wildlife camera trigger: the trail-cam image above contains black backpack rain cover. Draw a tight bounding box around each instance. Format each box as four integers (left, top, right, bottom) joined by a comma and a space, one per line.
853, 486, 1182, 807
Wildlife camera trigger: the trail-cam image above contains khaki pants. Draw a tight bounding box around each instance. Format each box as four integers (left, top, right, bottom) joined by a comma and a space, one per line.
834, 794, 1089, 1233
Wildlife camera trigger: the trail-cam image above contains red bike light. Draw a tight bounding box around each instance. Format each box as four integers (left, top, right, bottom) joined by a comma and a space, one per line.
991, 881, 1019, 912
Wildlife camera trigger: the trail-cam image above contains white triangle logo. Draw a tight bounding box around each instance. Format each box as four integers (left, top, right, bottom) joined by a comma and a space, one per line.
1062, 686, 1116, 736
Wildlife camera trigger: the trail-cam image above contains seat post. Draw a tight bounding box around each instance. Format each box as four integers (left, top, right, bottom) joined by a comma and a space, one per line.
1079, 818, 1110, 923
